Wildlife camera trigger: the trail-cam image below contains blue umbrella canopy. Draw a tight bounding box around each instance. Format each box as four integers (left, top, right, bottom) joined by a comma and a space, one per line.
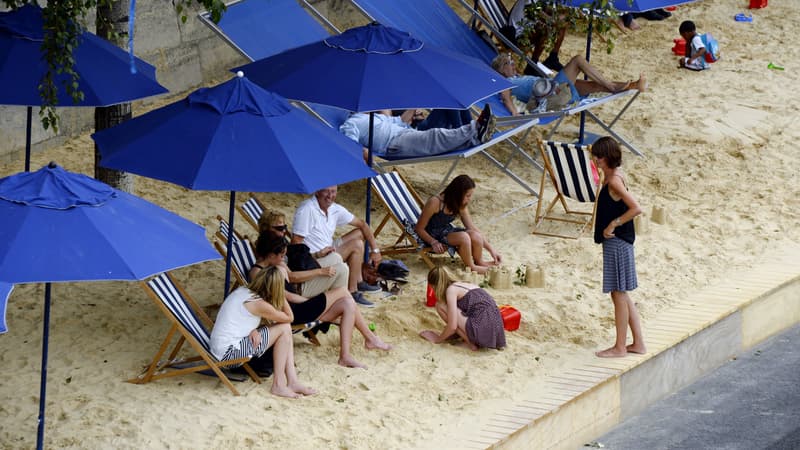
92, 73, 377, 295
0, 163, 220, 449
234, 22, 513, 112
0, 4, 168, 170
0, 164, 220, 283
92, 73, 374, 192
558, 0, 697, 13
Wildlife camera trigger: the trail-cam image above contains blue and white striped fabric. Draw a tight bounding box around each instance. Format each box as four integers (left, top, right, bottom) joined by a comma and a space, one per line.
147, 273, 212, 354
542, 141, 598, 203
475, 0, 510, 29
240, 197, 263, 229
229, 238, 256, 283
602, 238, 638, 293
372, 172, 422, 230
0, 282, 12, 334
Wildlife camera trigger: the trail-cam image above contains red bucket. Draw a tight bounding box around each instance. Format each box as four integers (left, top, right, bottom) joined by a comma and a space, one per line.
426, 284, 437, 307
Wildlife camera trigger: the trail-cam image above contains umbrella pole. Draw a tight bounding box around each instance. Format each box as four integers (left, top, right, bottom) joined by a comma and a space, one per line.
25, 106, 33, 172
36, 282, 51, 450
223, 191, 236, 298
364, 112, 375, 262
578, 15, 594, 145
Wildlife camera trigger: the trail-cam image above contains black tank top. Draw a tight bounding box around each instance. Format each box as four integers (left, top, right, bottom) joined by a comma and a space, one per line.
594, 183, 635, 245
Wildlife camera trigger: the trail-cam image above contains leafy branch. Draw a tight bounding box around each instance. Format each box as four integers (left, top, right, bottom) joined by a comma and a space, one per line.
1, 0, 227, 132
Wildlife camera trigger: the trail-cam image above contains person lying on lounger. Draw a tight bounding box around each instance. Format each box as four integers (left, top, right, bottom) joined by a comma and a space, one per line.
491, 53, 647, 115
339, 105, 495, 159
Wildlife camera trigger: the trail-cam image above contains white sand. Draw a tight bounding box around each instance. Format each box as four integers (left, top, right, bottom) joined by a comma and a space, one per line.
2, 1, 800, 448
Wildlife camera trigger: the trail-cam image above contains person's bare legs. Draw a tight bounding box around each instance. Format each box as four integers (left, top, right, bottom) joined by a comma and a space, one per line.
625, 296, 646, 354
268, 323, 301, 398
318, 288, 391, 368
562, 55, 621, 93
466, 229, 495, 267
596, 290, 645, 357
446, 230, 489, 274
336, 228, 366, 292
433, 301, 478, 351
283, 332, 317, 396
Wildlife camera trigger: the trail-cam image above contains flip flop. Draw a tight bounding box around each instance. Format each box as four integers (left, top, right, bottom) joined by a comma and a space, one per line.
734, 13, 753, 22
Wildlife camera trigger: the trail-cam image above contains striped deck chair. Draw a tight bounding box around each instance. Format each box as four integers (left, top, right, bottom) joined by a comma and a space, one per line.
213, 216, 323, 345
237, 195, 266, 232
371, 171, 455, 269
214, 215, 255, 289
533, 140, 602, 239
130, 272, 261, 396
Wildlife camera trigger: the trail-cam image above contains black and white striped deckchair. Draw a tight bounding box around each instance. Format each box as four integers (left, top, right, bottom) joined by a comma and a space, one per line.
237, 195, 266, 232
371, 171, 455, 268
130, 272, 261, 396
214, 215, 256, 288
534, 140, 602, 239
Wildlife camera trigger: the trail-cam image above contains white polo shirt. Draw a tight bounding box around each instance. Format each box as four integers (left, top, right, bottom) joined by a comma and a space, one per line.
292, 196, 355, 253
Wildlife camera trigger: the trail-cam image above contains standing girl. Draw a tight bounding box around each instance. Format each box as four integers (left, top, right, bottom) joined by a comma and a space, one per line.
591, 136, 646, 358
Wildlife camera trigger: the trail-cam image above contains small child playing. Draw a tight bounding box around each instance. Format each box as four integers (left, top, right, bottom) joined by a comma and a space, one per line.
678, 20, 709, 71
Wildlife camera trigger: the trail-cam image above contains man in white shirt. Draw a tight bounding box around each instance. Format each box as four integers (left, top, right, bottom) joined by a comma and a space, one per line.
292, 185, 383, 306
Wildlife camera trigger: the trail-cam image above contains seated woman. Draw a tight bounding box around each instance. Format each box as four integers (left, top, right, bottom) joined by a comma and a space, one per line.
415, 174, 501, 275
209, 266, 316, 398
250, 234, 392, 369
491, 53, 647, 115
257, 209, 348, 298
419, 266, 506, 351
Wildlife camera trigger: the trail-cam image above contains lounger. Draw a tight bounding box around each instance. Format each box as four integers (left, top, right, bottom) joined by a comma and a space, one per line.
130, 272, 261, 395
533, 140, 602, 239
199, 0, 544, 198
371, 170, 456, 268
348, 0, 643, 156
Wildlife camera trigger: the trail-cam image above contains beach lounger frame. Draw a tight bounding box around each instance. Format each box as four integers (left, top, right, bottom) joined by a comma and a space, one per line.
348, 0, 643, 156
533, 140, 602, 239
131, 272, 261, 396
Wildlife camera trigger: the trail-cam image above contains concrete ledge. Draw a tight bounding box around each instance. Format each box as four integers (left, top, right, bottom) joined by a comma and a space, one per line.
467, 250, 800, 449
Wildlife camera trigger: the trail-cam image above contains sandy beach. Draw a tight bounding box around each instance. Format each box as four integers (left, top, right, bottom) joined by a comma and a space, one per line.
2, 0, 800, 448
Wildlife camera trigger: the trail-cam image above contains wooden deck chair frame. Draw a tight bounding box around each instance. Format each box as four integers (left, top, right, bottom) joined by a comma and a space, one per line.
237, 195, 266, 233
130, 272, 261, 396
213, 221, 323, 346
533, 140, 602, 239
371, 170, 457, 269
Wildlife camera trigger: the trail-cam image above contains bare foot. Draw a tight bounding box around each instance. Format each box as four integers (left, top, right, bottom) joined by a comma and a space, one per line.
628, 18, 641, 30
636, 73, 648, 93
271, 385, 300, 398
290, 383, 317, 396
365, 337, 392, 351
338, 356, 367, 369
455, 341, 479, 351
626, 343, 647, 354
595, 346, 628, 358
471, 265, 489, 275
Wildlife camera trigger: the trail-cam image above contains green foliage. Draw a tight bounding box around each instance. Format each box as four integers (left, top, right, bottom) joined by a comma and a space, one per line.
518, 0, 623, 57
514, 264, 527, 286
1, 0, 228, 132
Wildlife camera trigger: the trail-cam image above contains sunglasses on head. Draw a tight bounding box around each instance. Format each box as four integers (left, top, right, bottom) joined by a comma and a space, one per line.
272, 225, 288, 231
